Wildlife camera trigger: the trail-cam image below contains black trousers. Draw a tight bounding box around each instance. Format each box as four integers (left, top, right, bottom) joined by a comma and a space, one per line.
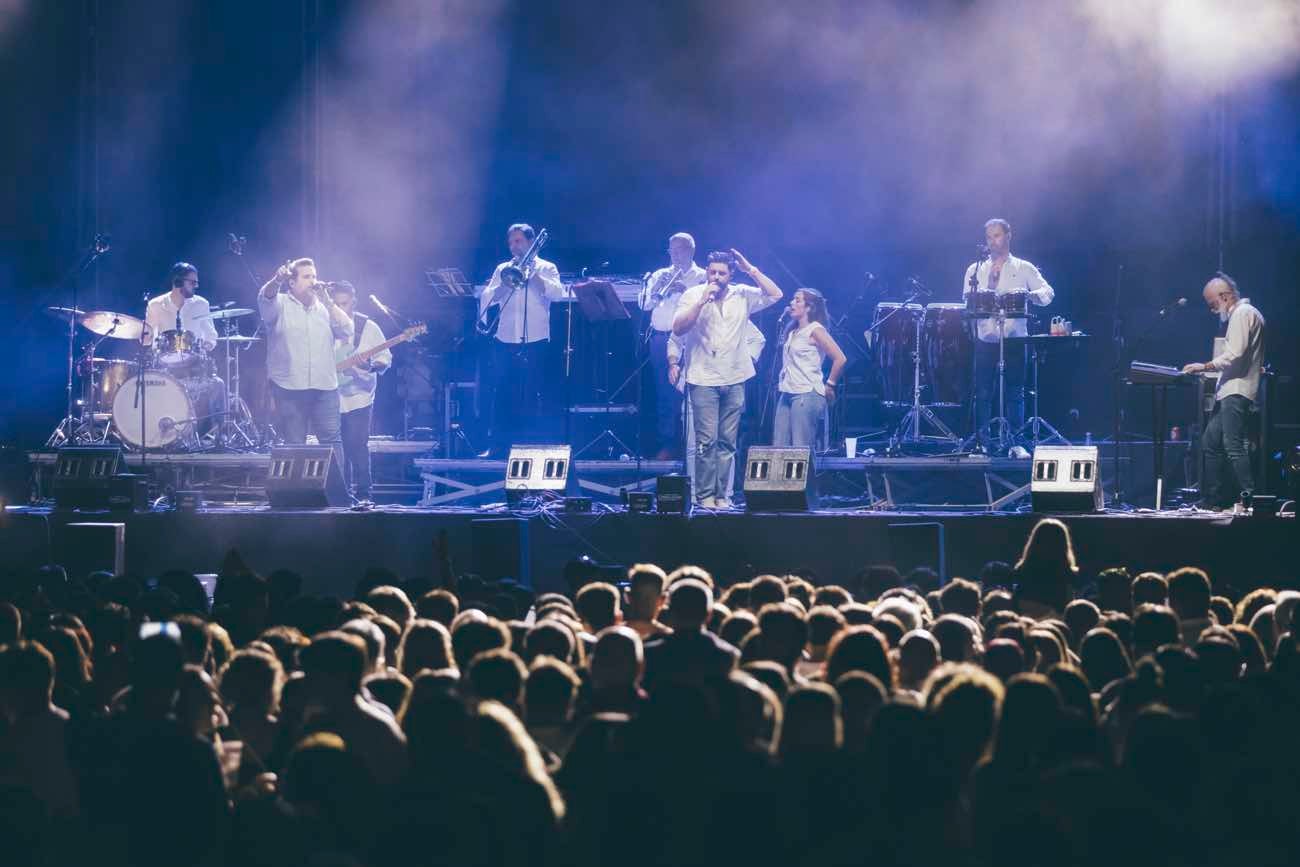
1202, 394, 1255, 507
340, 403, 373, 497
487, 338, 550, 451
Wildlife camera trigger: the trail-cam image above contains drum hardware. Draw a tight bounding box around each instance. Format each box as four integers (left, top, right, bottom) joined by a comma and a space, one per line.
196, 307, 255, 321
866, 285, 962, 451
48, 236, 112, 449
78, 309, 147, 340
212, 322, 261, 450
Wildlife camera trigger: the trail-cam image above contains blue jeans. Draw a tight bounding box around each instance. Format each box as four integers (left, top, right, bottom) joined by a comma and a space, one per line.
773, 391, 826, 448
1202, 394, 1255, 507
689, 383, 745, 502
272, 383, 345, 468
684, 393, 734, 500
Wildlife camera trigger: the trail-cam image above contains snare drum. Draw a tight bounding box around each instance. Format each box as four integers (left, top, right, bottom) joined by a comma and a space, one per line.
1000, 290, 1029, 318
870, 302, 923, 406
155, 329, 201, 366
111, 370, 200, 449
923, 303, 972, 406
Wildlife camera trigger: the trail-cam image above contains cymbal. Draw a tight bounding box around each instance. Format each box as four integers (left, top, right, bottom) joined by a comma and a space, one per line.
214, 335, 261, 343
79, 310, 146, 340
46, 305, 88, 320
198, 307, 255, 321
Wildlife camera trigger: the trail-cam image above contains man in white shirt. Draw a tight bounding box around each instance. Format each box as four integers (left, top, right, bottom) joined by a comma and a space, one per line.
1181, 272, 1266, 509
668, 320, 765, 504
478, 223, 566, 457
258, 258, 354, 465
961, 219, 1054, 445
142, 262, 219, 355
672, 249, 782, 508
640, 232, 706, 459
330, 282, 392, 503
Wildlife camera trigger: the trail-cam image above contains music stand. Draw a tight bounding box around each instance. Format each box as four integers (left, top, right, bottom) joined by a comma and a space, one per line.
567, 280, 637, 458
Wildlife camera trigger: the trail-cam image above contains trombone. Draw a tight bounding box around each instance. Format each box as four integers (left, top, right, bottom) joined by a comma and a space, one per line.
476, 228, 549, 337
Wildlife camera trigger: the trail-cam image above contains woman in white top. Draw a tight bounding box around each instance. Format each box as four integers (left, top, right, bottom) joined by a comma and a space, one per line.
774, 288, 847, 448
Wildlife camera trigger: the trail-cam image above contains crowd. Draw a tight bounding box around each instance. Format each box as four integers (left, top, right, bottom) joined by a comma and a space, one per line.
2, 516, 1299, 867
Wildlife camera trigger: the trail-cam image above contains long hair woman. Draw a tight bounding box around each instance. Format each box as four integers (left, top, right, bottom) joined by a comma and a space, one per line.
774, 288, 847, 447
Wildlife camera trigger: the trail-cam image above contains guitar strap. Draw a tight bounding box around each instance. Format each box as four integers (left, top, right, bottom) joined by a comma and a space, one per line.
352, 312, 369, 350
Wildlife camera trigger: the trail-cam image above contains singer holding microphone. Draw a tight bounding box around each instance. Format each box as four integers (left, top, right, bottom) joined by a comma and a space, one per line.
673, 249, 782, 509
640, 232, 706, 459
258, 258, 353, 464
774, 288, 847, 448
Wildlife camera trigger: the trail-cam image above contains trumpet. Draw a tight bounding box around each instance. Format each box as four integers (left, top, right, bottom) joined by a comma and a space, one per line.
477, 228, 549, 337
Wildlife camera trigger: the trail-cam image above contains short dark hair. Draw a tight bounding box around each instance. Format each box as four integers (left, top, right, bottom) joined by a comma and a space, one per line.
575, 582, 620, 632
289, 258, 315, 282
416, 589, 460, 626
940, 578, 981, 618
300, 631, 368, 693
1132, 572, 1168, 606
507, 223, 536, 241
467, 648, 527, 708
168, 261, 198, 288
706, 250, 735, 272
1166, 567, 1212, 619
329, 280, 357, 301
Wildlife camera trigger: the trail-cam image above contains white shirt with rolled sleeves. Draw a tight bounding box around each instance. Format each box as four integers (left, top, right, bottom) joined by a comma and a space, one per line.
961, 255, 1055, 343
1211, 299, 1265, 403
258, 291, 353, 391
668, 321, 766, 393
335, 316, 392, 414
478, 257, 566, 344
676, 283, 777, 386
145, 293, 219, 351
640, 263, 706, 333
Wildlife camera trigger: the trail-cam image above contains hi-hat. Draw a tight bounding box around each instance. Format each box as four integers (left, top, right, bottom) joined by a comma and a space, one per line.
198, 307, 255, 321
214, 335, 262, 344
79, 310, 146, 340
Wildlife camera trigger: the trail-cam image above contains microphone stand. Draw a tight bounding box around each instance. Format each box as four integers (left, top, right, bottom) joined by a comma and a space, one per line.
48, 235, 111, 447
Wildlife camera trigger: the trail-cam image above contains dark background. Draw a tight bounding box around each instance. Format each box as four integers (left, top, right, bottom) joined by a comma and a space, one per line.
2, 1, 1296, 467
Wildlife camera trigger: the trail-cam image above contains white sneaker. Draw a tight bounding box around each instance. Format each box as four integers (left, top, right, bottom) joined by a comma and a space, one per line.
713, 497, 733, 511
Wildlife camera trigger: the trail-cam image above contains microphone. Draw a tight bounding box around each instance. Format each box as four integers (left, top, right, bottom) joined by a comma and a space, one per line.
864, 272, 877, 284
907, 276, 932, 296
1158, 297, 1188, 317
778, 305, 792, 324
370, 293, 396, 318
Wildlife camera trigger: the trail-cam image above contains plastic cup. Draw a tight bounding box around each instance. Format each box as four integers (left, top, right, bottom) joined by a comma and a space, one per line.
845, 437, 858, 459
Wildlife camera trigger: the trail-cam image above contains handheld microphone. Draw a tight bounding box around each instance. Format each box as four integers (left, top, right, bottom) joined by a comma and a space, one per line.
1158, 297, 1188, 317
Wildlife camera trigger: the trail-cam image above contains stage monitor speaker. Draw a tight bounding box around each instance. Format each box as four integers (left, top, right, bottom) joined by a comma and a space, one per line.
1031, 446, 1104, 512
265, 446, 350, 508
505, 444, 573, 505
744, 446, 816, 511
52, 446, 123, 509
656, 474, 691, 514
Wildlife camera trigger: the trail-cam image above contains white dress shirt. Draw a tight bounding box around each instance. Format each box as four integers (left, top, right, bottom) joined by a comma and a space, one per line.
145, 292, 219, 351
639, 263, 706, 333
335, 316, 393, 414
961, 254, 1054, 343
677, 283, 778, 386
668, 322, 765, 394
258, 291, 353, 390
1211, 299, 1265, 403
479, 257, 566, 344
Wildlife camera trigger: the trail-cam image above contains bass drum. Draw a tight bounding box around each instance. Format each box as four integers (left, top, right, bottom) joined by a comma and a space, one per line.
870, 302, 923, 406
111, 370, 198, 449
923, 303, 972, 407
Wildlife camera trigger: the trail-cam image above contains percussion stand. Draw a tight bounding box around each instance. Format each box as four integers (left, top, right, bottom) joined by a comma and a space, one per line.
1015, 336, 1070, 448
987, 312, 1013, 452
876, 291, 960, 450
214, 320, 258, 450
46, 236, 111, 448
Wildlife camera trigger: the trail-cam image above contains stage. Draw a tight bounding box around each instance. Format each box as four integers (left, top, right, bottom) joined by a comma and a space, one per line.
3, 501, 1291, 599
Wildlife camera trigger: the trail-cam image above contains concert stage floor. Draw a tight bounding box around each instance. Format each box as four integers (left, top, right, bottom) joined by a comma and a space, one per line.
3, 503, 1291, 598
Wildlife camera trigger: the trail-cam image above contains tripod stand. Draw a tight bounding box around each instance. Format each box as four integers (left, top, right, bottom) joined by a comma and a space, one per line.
867, 289, 960, 450
213, 321, 260, 450
1014, 335, 1071, 448
567, 280, 639, 459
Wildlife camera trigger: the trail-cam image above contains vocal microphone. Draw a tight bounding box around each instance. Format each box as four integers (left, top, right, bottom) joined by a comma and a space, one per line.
370, 293, 396, 318
778, 305, 792, 323
907, 276, 932, 296
864, 272, 877, 284
1158, 297, 1188, 317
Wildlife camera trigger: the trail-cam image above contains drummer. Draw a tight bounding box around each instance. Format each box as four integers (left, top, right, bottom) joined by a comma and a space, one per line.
961, 219, 1054, 444
141, 262, 219, 354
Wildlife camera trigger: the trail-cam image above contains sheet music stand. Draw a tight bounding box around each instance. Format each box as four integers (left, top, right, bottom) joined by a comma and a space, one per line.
568, 280, 637, 458
425, 268, 472, 297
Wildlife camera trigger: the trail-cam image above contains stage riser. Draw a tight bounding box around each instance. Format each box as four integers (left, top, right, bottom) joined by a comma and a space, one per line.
2, 510, 1290, 598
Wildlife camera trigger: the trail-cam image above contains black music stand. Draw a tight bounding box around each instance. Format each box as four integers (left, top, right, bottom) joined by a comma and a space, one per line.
567, 281, 638, 458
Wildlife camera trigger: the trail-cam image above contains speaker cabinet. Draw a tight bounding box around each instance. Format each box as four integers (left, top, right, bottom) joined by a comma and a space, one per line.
505, 444, 573, 505
52, 446, 123, 509
744, 446, 816, 511
265, 446, 350, 508
1031, 446, 1104, 512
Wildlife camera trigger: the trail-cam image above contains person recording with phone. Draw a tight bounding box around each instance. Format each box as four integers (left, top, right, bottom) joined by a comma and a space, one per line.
774, 288, 847, 448
258, 258, 353, 463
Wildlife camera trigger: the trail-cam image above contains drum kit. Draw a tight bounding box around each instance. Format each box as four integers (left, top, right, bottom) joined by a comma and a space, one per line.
867, 285, 1078, 454
45, 303, 263, 452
